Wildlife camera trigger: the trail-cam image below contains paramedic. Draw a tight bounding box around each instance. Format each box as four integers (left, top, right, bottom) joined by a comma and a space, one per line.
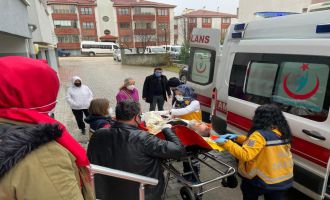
215, 104, 293, 200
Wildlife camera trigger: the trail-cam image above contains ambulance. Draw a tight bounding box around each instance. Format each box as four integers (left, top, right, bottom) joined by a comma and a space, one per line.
186, 11, 330, 199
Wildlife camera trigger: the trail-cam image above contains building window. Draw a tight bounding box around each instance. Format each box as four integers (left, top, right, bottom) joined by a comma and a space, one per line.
82, 22, 94, 29
82, 36, 97, 41
188, 18, 196, 23
120, 36, 131, 42
158, 35, 166, 42
222, 18, 231, 23
104, 29, 111, 35
158, 9, 168, 16
57, 35, 80, 43
118, 8, 129, 15
158, 23, 168, 30
134, 7, 155, 15
54, 20, 78, 28
119, 23, 130, 29
80, 7, 93, 15
202, 18, 211, 23
135, 22, 153, 29
52, 5, 76, 14
221, 28, 228, 34
103, 16, 110, 22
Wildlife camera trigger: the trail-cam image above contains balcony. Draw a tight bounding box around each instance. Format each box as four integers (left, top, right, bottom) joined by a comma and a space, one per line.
57, 42, 80, 50
119, 29, 133, 36
81, 29, 97, 36
156, 15, 169, 22
134, 29, 156, 35
133, 14, 155, 21
79, 15, 96, 21
221, 23, 230, 29
52, 13, 78, 20
202, 23, 212, 28
55, 28, 80, 35
117, 15, 132, 22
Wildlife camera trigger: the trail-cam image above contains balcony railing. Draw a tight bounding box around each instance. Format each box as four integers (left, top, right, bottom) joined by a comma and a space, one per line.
90, 164, 158, 200
134, 29, 156, 35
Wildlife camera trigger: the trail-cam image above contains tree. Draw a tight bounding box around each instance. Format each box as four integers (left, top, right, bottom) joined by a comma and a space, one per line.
179, 40, 190, 64
134, 29, 156, 54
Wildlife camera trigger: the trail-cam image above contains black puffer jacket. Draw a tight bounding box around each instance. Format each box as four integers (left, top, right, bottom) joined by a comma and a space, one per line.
87, 121, 185, 200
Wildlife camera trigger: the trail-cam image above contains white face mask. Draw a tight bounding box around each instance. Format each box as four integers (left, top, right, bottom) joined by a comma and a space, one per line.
127, 85, 135, 91
175, 95, 184, 102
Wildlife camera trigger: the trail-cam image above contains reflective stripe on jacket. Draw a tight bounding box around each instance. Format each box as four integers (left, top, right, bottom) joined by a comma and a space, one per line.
223, 129, 293, 190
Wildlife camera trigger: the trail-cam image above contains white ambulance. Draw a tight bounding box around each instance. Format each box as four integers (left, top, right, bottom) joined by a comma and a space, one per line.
186, 11, 330, 199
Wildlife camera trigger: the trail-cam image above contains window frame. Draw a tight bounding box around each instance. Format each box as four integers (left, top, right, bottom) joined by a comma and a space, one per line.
187, 47, 216, 86
229, 53, 330, 122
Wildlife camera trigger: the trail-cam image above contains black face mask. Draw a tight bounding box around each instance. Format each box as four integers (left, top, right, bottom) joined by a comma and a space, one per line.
74, 83, 81, 87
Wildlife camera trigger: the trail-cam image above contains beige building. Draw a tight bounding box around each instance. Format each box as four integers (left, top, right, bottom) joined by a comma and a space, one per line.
238, 0, 328, 22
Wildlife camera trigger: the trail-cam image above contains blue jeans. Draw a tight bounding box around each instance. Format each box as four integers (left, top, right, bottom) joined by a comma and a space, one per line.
150, 95, 165, 111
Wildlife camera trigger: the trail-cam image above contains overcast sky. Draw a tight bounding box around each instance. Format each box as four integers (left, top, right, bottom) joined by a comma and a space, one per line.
152, 0, 239, 15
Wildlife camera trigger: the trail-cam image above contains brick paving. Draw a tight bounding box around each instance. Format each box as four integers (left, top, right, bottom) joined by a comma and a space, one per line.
54, 57, 309, 200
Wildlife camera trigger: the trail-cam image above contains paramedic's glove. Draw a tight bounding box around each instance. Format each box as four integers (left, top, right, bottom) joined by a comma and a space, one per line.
214, 137, 228, 144
161, 124, 172, 130
222, 133, 238, 140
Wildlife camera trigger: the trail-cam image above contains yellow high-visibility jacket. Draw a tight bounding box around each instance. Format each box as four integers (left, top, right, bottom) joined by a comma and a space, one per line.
222, 129, 293, 190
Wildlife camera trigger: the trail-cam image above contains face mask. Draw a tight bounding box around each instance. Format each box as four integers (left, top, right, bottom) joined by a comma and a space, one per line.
74, 82, 81, 87
127, 85, 135, 91
175, 95, 184, 102
134, 114, 142, 127
155, 72, 162, 77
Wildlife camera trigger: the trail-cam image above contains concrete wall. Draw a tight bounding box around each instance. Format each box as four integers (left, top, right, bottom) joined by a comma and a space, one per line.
0, 0, 30, 38
122, 53, 170, 66
238, 0, 312, 22
0, 33, 30, 57
169, 8, 175, 44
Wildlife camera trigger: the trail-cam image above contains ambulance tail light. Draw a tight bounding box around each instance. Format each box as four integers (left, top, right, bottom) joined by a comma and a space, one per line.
316, 24, 330, 33
234, 23, 246, 31
210, 87, 218, 118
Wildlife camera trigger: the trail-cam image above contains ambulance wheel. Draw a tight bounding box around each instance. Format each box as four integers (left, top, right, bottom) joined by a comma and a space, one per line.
180, 186, 196, 200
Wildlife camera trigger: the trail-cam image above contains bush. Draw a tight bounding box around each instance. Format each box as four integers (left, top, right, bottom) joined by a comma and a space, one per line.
179, 41, 190, 64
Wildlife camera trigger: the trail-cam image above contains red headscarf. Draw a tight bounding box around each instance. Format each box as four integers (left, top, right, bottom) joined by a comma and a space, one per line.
0, 56, 89, 167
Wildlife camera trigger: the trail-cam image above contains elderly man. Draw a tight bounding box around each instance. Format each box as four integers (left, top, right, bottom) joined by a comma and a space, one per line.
87, 100, 185, 200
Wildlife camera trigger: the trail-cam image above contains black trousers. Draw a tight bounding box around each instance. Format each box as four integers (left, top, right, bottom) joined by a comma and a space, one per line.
72, 109, 89, 130
149, 95, 165, 111
241, 179, 287, 200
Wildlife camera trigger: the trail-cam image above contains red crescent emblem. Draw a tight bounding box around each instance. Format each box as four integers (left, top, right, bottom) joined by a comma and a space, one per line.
283, 74, 319, 100
196, 65, 206, 73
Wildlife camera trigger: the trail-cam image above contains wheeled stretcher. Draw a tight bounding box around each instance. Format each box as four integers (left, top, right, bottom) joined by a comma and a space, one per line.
156, 125, 236, 200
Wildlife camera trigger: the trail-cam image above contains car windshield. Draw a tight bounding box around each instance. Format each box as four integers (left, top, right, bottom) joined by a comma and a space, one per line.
172, 47, 181, 52
151, 47, 166, 53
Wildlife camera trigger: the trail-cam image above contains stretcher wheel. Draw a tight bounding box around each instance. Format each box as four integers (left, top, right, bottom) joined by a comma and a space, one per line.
180, 186, 196, 200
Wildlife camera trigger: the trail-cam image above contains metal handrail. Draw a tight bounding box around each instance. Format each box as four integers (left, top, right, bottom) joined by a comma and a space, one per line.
89, 164, 158, 200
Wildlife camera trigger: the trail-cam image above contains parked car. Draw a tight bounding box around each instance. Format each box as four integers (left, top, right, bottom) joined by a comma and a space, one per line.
162, 45, 182, 59
179, 65, 188, 83
81, 41, 119, 56
113, 49, 132, 62
144, 46, 166, 54
57, 49, 70, 57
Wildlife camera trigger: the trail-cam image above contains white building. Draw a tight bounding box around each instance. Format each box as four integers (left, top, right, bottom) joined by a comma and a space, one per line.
28, 0, 59, 70
0, 0, 32, 57
174, 9, 237, 45
95, 0, 118, 42
238, 0, 312, 22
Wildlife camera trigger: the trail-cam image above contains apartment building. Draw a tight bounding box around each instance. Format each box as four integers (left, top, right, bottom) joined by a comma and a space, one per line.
174, 9, 237, 45
113, 0, 175, 50
0, 0, 32, 57
47, 0, 98, 55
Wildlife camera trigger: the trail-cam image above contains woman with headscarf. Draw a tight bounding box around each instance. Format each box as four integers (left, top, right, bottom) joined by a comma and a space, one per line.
0, 56, 94, 200
116, 77, 139, 103
66, 76, 93, 134
169, 84, 202, 121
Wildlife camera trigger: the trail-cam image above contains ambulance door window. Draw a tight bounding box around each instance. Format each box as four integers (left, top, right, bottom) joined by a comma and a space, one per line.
188, 47, 216, 85
273, 62, 329, 122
